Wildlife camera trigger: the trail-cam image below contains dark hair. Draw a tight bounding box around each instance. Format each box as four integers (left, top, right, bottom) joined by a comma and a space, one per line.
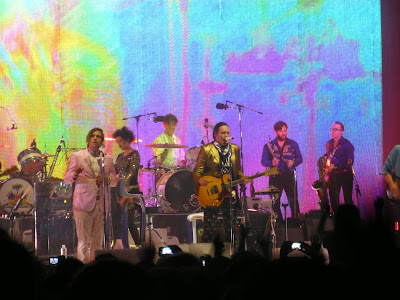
163, 114, 178, 125
213, 122, 229, 139
112, 126, 135, 142
273, 121, 288, 131
86, 128, 104, 146
333, 121, 344, 131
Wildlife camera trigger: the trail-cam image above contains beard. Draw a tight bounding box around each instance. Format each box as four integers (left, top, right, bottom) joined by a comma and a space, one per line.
277, 135, 286, 141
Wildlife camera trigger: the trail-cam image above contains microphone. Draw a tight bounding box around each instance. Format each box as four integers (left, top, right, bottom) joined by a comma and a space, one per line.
149, 115, 165, 123
30, 138, 37, 148
225, 136, 234, 142
216, 103, 235, 110
154, 116, 165, 123
56, 136, 64, 151
204, 118, 208, 129
99, 145, 106, 155
7, 124, 17, 131
0, 106, 17, 131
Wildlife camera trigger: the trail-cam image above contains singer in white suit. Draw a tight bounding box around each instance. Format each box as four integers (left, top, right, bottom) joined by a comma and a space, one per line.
64, 128, 117, 263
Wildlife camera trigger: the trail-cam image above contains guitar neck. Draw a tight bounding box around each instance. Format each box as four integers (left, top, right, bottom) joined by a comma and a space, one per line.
228, 172, 266, 187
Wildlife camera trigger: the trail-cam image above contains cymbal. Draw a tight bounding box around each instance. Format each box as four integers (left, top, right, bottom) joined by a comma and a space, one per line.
0, 145, 10, 148
254, 188, 280, 195
145, 143, 188, 149
42, 153, 55, 158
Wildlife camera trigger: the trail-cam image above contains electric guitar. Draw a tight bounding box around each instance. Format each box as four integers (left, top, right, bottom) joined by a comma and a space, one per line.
387, 179, 400, 201
117, 180, 140, 209
196, 167, 279, 207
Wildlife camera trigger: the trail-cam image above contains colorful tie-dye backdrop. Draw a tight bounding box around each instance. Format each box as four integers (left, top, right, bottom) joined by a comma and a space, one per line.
0, 0, 382, 217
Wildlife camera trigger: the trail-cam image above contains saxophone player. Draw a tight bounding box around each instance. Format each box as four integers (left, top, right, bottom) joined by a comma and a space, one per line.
112, 126, 142, 248
325, 121, 355, 212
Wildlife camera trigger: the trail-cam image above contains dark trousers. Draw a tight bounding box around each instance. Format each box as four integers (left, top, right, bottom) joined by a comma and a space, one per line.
203, 199, 238, 243
110, 187, 142, 247
269, 171, 299, 219
328, 170, 353, 212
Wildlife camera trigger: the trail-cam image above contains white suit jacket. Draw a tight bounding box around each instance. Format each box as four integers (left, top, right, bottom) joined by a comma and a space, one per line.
64, 149, 117, 212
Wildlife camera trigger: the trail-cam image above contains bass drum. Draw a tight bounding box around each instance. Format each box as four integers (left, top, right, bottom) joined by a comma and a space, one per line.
0, 178, 34, 215
156, 169, 200, 213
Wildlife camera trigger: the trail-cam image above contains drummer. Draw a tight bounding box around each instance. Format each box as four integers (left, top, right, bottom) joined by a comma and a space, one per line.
152, 113, 186, 169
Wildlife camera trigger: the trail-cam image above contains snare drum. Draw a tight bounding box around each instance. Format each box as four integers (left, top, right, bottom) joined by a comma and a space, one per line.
17, 147, 45, 175
156, 169, 200, 213
185, 146, 201, 169
0, 178, 34, 215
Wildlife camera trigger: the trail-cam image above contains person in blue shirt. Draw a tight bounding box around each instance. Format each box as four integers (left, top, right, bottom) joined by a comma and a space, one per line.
261, 121, 303, 219
325, 121, 355, 212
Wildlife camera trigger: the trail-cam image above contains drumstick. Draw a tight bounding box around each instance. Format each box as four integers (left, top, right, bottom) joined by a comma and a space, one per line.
11, 185, 32, 214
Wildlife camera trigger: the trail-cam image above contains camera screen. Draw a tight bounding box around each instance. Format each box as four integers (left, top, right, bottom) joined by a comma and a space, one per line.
291, 242, 301, 250
49, 257, 59, 265
159, 247, 173, 256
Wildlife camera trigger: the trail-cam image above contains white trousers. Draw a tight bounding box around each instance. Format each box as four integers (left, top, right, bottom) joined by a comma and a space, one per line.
73, 201, 104, 263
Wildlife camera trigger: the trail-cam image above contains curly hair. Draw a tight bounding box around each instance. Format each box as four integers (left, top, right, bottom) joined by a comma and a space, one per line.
112, 126, 135, 142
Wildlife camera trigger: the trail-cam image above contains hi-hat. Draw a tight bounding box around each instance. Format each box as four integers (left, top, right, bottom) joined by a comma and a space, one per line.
145, 144, 188, 149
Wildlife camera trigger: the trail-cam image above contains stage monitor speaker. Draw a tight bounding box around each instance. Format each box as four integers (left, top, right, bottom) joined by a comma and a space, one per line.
304, 211, 334, 241
275, 226, 305, 248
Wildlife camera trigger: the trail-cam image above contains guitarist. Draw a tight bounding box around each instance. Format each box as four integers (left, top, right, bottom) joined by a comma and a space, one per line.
112, 126, 142, 248
261, 121, 303, 219
193, 122, 247, 243
384, 145, 400, 201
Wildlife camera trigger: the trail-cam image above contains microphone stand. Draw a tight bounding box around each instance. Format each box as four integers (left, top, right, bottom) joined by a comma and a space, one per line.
0, 106, 17, 130
123, 112, 157, 151
227, 140, 235, 250
351, 165, 361, 208
101, 151, 112, 249
224, 100, 263, 249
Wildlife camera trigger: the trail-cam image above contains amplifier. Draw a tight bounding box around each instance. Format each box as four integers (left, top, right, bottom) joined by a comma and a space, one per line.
49, 198, 73, 212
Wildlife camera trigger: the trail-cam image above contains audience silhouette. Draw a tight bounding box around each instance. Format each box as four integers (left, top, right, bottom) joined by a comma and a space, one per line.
1, 202, 400, 299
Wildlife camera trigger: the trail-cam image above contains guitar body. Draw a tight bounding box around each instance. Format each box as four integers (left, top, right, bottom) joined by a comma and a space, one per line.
196, 174, 231, 207
117, 180, 140, 209
196, 167, 279, 208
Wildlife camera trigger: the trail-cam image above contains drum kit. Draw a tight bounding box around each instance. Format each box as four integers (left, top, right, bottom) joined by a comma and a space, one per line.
140, 143, 201, 214
0, 142, 58, 216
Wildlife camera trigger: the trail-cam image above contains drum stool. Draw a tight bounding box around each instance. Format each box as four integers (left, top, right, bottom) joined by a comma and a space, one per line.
187, 212, 204, 243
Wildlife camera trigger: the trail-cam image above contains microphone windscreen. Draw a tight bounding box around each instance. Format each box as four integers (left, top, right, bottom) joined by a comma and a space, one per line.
154, 116, 165, 122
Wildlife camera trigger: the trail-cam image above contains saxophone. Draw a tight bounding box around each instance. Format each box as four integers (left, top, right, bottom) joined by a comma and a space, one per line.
312, 155, 329, 206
